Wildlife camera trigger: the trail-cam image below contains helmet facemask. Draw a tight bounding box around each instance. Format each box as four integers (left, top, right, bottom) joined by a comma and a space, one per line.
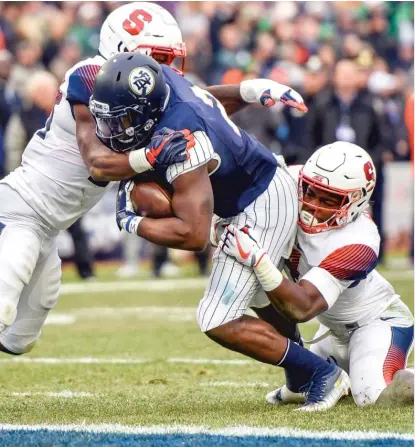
298, 172, 366, 233
90, 100, 158, 153
133, 43, 186, 75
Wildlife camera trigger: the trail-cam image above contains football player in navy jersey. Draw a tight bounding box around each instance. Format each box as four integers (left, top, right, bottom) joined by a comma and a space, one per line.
91, 53, 351, 411
0, 2, 306, 363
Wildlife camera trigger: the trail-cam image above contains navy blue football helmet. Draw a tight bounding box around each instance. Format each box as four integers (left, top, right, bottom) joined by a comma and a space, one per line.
89, 53, 169, 152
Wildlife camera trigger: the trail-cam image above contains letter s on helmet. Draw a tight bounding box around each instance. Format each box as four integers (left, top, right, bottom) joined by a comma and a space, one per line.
99, 2, 186, 73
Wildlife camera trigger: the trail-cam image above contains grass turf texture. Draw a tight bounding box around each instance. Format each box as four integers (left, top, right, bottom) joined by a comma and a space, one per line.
0, 265, 412, 435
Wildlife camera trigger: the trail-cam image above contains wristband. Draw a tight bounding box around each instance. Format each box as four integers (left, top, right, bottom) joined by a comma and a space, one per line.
240, 79, 273, 103
124, 215, 144, 234
129, 149, 152, 174
253, 253, 283, 292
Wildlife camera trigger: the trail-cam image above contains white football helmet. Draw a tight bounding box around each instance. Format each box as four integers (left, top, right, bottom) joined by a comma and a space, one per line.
298, 142, 376, 233
99, 2, 186, 72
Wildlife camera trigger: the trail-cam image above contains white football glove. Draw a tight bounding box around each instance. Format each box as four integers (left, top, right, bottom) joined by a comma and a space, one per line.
219, 224, 266, 268
210, 215, 225, 247
240, 79, 308, 113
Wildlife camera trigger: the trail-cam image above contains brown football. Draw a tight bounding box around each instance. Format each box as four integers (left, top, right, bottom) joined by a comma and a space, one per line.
131, 181, 173, 218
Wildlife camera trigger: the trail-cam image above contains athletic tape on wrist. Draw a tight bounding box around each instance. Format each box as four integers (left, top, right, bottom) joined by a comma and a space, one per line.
129, 149, 152, 174
254, 253, 283, 292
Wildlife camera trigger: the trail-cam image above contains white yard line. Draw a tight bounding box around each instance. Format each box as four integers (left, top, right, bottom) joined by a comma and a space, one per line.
0, 357, 257, 366
167, 358, 255, 365
201, 381, 271, 388
45, 307, 317, 325
0, 357, 149, 364
9, 391, 94, 398
0, 423, 411, 440
60, 268, 413, 296
44, 314, 77, 325
60, 278, 208, 295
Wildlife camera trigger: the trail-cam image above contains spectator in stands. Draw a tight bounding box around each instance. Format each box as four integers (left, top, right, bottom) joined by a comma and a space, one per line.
5, 70, 56, 172
307, 59, 390, 261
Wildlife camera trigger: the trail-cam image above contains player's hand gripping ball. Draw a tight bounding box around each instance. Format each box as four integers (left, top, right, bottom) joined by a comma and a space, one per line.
130, 181, 173, 218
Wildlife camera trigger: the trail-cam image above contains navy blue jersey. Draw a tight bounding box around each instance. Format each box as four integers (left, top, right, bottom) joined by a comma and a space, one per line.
157, 65, 278, 218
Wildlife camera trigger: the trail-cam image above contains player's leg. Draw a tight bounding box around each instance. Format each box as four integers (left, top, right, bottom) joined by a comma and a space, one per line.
267, 326, 350, 405
0, 237, 61, 355
310, 327, 350, 372
348, 309, 414, 407
0, 223, 44, 337
197, 166, 299, 362
198, 168, 350, 410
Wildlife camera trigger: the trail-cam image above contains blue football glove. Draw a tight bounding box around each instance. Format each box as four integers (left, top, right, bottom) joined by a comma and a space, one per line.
116, 180, 142, 234
145, 127, 195, 169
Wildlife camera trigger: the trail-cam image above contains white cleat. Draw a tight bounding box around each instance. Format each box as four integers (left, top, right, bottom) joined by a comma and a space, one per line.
295, 366, 351, 412
266, 385, 306, 405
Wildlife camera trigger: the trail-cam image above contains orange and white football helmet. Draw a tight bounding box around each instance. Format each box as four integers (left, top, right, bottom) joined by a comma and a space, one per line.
99, 2, 186, 73
298, 142, 377, 233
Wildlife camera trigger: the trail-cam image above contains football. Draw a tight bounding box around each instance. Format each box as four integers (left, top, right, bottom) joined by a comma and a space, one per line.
130, 181, 173, 218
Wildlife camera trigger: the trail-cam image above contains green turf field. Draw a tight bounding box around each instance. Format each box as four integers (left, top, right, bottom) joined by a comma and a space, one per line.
0, 264, 412, 435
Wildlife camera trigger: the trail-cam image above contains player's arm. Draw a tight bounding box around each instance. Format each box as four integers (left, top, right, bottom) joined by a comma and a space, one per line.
75, 106, 192, 182
74, 104, 136, 181
219, 225, 328, 322
116, 130, 214, 251
206, 80, 308, 115
220, 225, 378, 322
220, 227, 330, 322
136, 165, 213, 251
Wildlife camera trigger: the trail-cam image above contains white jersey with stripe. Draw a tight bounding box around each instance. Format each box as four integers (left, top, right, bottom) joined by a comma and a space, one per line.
285, 213, 399, 332
1, 55, 113, 231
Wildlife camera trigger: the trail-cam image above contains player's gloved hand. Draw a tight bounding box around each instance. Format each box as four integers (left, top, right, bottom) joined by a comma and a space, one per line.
116, 180, 143, 234
145, 127, 195, 169
210, 215, 228, 247
240, 79, 308, 113
219, 224, 267, 267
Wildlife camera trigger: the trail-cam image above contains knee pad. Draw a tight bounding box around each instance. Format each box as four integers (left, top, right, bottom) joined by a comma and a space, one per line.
0, 297, 17, 329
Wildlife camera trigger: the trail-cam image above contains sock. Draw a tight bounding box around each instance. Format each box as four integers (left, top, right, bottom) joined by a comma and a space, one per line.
278, 340, 335, 389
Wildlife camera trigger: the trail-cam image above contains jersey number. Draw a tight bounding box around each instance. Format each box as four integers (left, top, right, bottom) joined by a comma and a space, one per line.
191, 86, 241, 137
123, 9, 152, 36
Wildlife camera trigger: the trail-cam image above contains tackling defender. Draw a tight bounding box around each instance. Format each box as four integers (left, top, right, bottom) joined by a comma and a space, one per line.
220, 142, 414, 408
92, 53, 351, 412
0, 4, 306, 358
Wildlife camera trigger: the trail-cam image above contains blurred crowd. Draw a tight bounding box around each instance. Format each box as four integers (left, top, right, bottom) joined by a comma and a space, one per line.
0, 1, 413, 272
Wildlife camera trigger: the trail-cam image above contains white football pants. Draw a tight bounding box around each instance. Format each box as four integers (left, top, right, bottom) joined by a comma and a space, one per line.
197, 164, 298, 332
311, 299, 414, 407
0, 184, 61, 353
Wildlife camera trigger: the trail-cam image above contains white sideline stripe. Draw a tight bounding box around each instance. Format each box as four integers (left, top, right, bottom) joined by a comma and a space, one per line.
0, 424, 411, 440
60, 278, 208, 295
201, 381, 270, 388
60, 269, 412, 296
9, 391, 94, 398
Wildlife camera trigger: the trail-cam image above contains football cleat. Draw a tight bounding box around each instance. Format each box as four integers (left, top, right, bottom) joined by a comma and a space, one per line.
376, 369, 414, 406
266, 385, 306, 405
295, 362, 351, 412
